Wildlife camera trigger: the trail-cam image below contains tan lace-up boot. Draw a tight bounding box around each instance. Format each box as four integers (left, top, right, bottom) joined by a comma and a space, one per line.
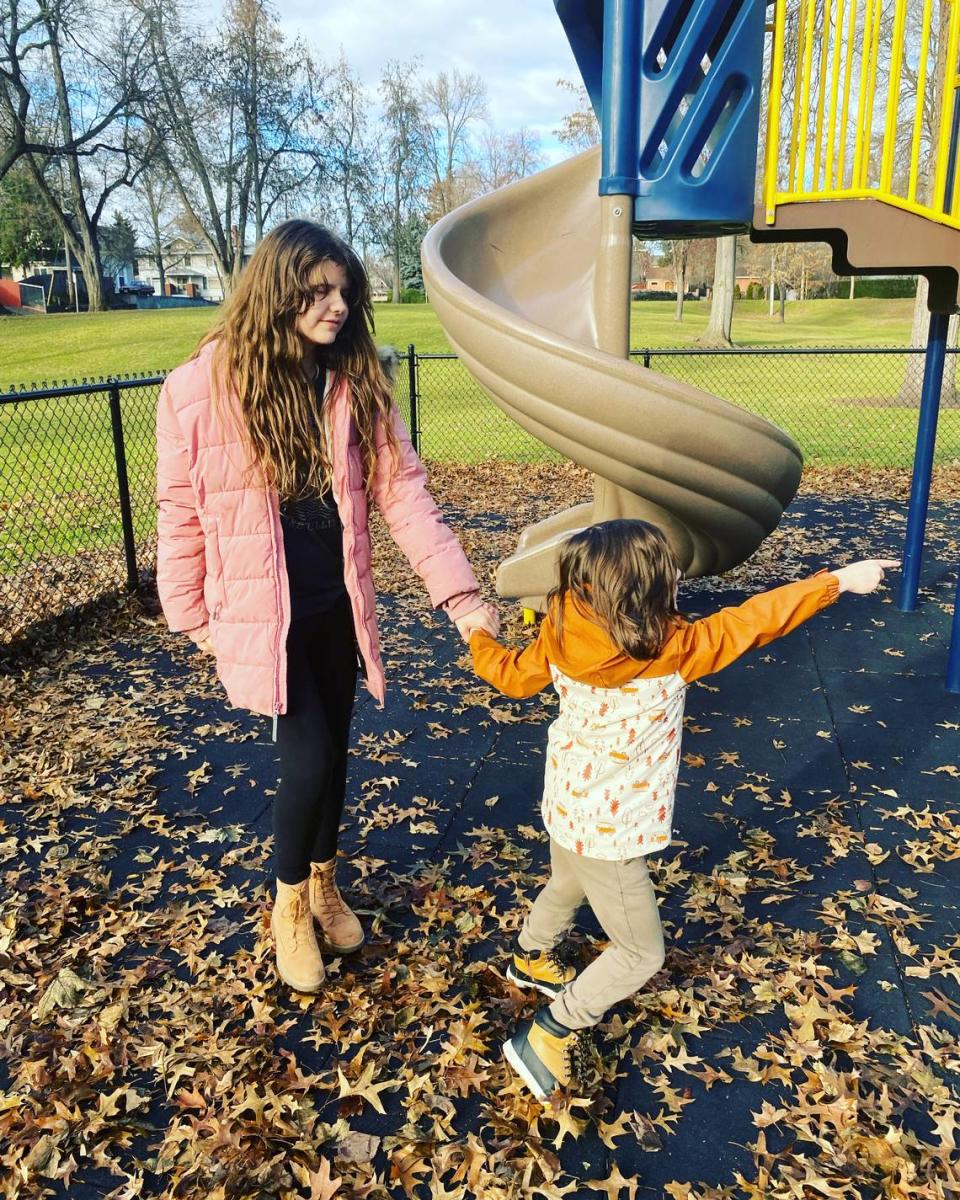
309, 858, 364, 953
271, 878, 325, 993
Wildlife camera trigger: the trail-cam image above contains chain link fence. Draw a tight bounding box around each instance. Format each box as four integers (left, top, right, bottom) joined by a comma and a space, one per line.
2, 346, 957, 645
412, 347, 960, 466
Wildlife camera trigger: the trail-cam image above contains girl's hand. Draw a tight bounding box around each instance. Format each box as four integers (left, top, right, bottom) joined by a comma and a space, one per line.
831, 559, 899, 595
186, 625, 214, 655
455, 602, 500, 642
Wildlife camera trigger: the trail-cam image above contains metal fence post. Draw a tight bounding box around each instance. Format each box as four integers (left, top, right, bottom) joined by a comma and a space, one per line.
107, 382, 139, 592
643, 349, 651, 369
407, 343, 421, 456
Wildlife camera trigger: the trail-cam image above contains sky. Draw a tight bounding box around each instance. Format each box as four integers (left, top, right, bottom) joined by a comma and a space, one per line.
271, 0, 585, 164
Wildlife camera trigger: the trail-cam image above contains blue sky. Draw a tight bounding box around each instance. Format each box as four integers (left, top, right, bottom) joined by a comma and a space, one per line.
274, 0, 584, 163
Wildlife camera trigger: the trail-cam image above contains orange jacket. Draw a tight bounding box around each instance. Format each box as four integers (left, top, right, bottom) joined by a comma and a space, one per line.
470, 573, 839, 697
471, 572, 839, 860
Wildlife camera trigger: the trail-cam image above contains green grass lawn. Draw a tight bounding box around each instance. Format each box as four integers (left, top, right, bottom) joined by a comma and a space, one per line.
0, 297, 934, 387
0, 303, 458, 387
2, 297, 956, 579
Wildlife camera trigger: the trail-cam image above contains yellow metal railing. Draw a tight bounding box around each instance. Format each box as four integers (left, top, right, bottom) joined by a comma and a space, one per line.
763, 0, 960, 230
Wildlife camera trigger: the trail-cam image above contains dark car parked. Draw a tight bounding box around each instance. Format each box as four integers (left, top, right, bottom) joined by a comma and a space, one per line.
116, 278, 155, 296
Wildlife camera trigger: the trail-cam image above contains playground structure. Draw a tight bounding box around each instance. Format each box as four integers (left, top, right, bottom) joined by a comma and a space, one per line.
421, 0, 960, 690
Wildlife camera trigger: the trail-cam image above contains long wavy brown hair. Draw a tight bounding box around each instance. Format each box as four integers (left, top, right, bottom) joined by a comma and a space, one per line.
550, 520, 681, 660
195, 220, 399, 498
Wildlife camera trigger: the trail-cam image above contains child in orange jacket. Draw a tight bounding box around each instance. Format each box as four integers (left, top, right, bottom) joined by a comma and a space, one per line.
469, 518, 896, 1102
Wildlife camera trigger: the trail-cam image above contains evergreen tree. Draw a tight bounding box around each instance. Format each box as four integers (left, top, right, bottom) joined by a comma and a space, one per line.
0, 165, 59, 268
99, 211, 137, 276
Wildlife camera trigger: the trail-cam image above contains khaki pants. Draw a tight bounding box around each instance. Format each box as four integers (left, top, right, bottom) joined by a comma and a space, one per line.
518, 837, 665, 1030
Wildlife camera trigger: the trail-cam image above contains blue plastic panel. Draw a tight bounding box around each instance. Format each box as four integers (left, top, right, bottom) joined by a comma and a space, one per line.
556, 0, 767, 236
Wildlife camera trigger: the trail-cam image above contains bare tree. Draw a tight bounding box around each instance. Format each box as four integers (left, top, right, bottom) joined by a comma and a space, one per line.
426, 125, 544, 218
136, 0, 318, 297
631, 238, 652, 290
135, 0, 244, 291
13, 0, 153, 309
420, 67, 486, 218
377, 58, 428, 303
554, 78, 599, 150
132, 157, 178, 295
764, 243, 810, 321
668, 239, 714, 322
0, 0, 143, 181
475, 126, 543, 191
315, 52, 373, 244
225, 0, 317, 241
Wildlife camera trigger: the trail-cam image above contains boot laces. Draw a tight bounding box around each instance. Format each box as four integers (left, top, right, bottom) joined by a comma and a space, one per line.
280, 890, 308, 950
564, 1028, 595, 1085
546, 944, 576, 974
313, 868, 343, 916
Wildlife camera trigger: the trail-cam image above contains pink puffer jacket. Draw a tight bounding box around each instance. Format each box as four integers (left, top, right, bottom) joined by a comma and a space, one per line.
155, 342, 480, 714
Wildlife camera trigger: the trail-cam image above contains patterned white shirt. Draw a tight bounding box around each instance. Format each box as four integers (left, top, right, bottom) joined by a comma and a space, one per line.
543, 667, 686, 859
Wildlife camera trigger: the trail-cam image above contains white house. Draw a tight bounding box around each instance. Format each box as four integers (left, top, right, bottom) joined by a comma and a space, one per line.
138, 236, 253, 302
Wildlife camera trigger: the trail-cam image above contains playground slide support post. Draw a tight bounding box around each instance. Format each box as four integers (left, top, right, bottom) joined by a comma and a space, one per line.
898, 310, 949, 613
590, 199, 702, 551
592, 193, 636, 522
594, 194, 633, 358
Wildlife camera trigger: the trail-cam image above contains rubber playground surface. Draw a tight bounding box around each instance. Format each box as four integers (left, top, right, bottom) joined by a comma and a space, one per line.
1, 487, 958, 1199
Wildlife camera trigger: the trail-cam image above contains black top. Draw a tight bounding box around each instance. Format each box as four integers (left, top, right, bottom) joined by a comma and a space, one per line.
279, 367, 348, 621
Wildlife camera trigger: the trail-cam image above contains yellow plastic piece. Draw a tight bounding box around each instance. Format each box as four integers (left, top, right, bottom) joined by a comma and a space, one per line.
908, 0, 934, 204
764, 0, 960, 231
523, 608, 537, 626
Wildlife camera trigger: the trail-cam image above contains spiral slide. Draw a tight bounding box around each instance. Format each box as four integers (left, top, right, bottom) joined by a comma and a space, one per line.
421, 144, 803, 607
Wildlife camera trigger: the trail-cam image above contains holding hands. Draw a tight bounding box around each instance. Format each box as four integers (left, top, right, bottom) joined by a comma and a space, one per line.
832, 559, 899, 594
187, 602, 502, 656
455, 601, 500, 643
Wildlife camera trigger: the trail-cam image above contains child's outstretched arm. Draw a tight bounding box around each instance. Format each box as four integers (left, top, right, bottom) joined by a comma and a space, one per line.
469, 619, 553, 699
673, 559, 897, 684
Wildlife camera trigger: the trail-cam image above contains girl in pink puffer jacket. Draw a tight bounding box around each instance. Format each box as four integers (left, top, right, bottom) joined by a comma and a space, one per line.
156, 220, 497, 994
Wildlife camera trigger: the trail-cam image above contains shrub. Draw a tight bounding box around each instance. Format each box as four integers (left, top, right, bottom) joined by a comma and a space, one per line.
632, 290, 698, 301
400, 288, 426, 304
818, 276, 918, 299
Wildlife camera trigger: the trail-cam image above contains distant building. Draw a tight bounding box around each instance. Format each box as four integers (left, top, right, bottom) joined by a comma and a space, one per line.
137, 237, 253, 303
735, 274, 765, 295
4, 255, 135, 287
632, 264, 710, 298
632, 265, 677, 293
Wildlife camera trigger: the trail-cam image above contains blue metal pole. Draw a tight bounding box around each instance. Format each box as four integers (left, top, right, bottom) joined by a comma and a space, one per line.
947, 572, 960, 693
898, 311, 949, 611
942, 86, 960, 691
600, 0, 642, 196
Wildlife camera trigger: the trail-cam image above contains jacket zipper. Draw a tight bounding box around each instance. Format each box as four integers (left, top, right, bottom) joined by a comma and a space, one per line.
329, 389, 368, 678
266, 487, 285, 743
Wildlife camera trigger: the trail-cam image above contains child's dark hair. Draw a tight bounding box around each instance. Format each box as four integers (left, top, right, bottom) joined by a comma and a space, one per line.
549, 520, 681, 659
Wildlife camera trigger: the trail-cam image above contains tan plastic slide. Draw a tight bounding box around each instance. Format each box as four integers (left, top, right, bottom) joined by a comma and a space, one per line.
421, 146, 803, 608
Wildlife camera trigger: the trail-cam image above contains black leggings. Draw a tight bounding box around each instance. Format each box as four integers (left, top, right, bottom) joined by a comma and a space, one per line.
272, 594, 358, 884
